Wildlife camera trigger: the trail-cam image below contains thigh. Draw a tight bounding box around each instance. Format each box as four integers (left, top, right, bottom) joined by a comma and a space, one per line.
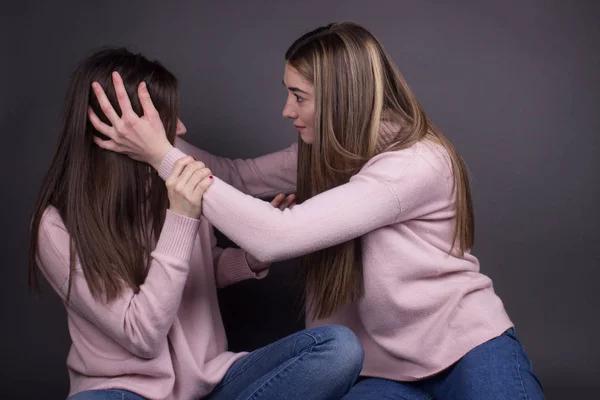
207, 325, 360, 400
68, 390, 146, 400
342, 377, 433, 400
423, 328, 545, 400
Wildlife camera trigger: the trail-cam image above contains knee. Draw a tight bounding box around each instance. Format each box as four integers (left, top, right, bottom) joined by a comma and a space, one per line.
323, 325, 364, 374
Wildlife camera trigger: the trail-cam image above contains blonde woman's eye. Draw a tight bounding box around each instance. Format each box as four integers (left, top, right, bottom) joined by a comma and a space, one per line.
295, 95, 304, 103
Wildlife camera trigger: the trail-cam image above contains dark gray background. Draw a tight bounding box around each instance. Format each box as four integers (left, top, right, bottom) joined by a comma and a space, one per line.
1, 0, 598, 399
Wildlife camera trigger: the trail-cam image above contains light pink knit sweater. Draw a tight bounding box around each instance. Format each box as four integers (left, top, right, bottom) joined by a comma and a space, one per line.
163, 132, 513, 381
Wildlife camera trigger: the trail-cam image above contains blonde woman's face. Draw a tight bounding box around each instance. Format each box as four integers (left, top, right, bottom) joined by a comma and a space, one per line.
282, 63, 315, 144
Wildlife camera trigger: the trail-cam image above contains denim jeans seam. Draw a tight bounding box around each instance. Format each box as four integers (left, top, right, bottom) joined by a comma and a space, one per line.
514, 337, 529, 400
302, 330, 322, 345
213, 341, 290, 390
245, 352, 310, 400
216, 332, 318, 390
293, 331, 319, 354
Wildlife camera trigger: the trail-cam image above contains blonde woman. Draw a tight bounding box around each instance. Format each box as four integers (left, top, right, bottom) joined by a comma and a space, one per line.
90, 22, 545, 400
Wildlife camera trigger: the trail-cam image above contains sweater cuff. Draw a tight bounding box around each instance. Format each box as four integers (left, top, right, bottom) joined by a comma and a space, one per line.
220, 251, 269, 285
246, 254, 270, 277
154, 210, 200, 260
158, 147, 189, 181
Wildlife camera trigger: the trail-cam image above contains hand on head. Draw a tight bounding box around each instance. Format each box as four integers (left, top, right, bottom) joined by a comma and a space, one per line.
89, 71, 173, 170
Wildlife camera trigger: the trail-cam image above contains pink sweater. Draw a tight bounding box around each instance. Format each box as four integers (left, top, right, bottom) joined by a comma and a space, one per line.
37, 208, 268, 399
163, 135, 514, 381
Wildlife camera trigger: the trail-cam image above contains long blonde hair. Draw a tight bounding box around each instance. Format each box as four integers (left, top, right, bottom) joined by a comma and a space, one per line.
286, 22, 474, 319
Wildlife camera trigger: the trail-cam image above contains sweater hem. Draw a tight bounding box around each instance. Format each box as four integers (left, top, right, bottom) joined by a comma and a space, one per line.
359, 320, 514, 382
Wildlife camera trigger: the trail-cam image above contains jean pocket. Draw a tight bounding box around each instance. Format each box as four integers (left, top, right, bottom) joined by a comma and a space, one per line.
504, 327, 517, 339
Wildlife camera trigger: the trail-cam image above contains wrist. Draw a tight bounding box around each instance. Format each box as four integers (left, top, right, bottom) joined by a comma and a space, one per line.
150, 143, 174, 170
246, 253, 270, 272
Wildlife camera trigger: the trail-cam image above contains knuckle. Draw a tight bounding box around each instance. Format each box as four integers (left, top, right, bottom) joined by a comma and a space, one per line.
179, 156, 194, 165
123, 113, 135, 125
114, 121, 127, 135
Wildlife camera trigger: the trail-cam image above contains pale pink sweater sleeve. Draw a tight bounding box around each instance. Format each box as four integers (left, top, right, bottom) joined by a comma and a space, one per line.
201, 177, 401, 262
37, 208, 200, 359
175, 138, 297, 197
158, 148, 434, 263
208, 227, 269, 288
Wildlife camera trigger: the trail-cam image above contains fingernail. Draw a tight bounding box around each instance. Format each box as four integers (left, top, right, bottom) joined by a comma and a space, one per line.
91, 82, 98, 90
209, 176, 213, 179
140, 81, 147, 90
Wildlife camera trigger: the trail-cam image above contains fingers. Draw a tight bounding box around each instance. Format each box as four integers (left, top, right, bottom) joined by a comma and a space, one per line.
91, 81, 122, 130
112, 71, 136, 118
88, 107, 114, 136
93, 135, 121, 152
166, 156, 195, 187
271, 193, 296, 210
186, 167, 212, 196
192, 175, 214, 197
270, 193, 286, 208
280, 194, 296, 210
176, 160, 206, 189
138, 81, 160, 120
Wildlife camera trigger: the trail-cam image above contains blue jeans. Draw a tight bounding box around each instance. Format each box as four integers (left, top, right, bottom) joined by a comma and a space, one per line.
342, 328, 544, 400
68, 390, 145, 400
68, 325, 364, 400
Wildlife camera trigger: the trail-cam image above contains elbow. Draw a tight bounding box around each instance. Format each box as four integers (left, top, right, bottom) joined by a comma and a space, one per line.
122, 326, 167, 359
130, 338, 166, 359
253, 248, 289, 264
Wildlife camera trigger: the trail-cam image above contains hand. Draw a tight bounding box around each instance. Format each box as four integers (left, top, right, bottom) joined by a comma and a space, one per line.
88, 71, 173, 170
166, 156, 213, 219
270, 193, 296, 210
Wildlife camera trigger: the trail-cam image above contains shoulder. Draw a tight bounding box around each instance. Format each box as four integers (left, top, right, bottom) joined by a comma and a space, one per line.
39, 206, 68, 238
361, 139, 452, 182
37, 206, 72, 269
359, 141, 455, 217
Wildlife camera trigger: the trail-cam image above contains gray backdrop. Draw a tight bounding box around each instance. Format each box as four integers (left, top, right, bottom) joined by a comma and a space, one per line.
1, 0, 598, 399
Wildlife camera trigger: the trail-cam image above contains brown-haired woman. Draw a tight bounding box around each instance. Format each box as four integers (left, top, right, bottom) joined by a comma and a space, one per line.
30, 47, 363, 400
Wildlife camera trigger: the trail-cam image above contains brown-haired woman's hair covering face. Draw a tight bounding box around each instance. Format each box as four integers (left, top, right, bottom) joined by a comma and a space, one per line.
29, 48, 180, 304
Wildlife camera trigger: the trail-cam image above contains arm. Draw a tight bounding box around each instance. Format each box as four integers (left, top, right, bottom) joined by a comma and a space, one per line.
37, 209, 200, 359
201, 175, 401, 263
158, 147, 445, 264
209, 228, 269, 289
175, 138, 298, 198
158, 149, 437, 263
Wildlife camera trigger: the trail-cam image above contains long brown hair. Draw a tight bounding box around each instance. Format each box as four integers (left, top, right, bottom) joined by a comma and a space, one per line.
29, 48, 179, 303
286, 22, 474, 319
